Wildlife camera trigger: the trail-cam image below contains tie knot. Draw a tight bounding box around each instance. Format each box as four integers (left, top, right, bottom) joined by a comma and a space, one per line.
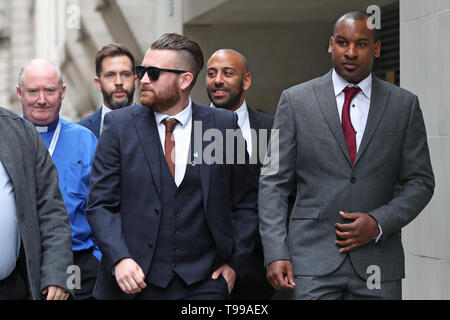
343, 86, 361, 100
162, 118, 178, 132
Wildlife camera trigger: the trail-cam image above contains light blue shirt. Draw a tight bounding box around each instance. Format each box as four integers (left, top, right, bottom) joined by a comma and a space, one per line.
36, 117, 101, 260
0, 161, 21, 280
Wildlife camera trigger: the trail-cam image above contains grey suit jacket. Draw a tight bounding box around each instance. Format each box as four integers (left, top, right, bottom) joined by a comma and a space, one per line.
259, 71, 435, 281
0, 107, 73, 299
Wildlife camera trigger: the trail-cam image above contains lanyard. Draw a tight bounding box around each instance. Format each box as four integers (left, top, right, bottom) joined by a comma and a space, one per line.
48, 121, 61, 157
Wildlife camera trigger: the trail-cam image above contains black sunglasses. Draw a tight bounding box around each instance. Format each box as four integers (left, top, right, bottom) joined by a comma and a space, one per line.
136, 65, 187, 81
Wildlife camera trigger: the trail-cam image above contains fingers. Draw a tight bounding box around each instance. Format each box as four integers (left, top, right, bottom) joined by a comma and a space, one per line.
43, 286, 70, 300
115, 258, 147, 294
267, 260, 295, 291
212, 264, 236, 294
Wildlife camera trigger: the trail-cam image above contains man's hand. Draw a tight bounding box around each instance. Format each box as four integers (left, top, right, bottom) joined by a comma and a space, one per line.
335, 211, 380, 253
114, 258, 147, 294
42, 285, 69, 300
266, 259, 295, 291
212, 264, 236, 294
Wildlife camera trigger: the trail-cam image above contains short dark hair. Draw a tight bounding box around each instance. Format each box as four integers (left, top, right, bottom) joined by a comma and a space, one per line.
332, 11, 380, 42
151, 33, 204, 90
95, 43, 136, 77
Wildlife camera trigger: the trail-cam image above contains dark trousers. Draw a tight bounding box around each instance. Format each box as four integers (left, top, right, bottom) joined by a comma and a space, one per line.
280, 255, 401, 300
136, 274, 229, 300
0, 265, 29, 300
72, 248, 100, 300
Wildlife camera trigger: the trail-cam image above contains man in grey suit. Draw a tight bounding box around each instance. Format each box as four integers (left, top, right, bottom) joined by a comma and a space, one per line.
259, 11, 435, 299
206, 49, 274, 299
0, 106, 72, 300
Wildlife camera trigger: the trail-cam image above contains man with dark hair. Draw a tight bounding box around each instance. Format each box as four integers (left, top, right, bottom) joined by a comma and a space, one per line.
87, 33, 258, 300
206, 48, 274, 299
78, 43, 137, 137
259, 11, 434, 299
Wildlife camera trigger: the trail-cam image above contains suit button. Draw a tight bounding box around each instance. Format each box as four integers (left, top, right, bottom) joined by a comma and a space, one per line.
174, 247, 179, 252
175, 211, 180, 217
147, 242, 153, 248
175, 229, 179, 235
154, 208, 159, 215
351, 177, 358, 183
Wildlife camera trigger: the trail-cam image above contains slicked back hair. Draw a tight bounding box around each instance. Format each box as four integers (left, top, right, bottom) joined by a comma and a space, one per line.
151, 33, 204, 90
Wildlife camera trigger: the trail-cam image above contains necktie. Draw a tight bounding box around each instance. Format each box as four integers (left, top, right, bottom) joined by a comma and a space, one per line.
162, 118, 178, 178
342, 86, 361, 164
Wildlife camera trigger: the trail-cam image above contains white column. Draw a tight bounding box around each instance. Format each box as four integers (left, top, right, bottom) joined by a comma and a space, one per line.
400, 0, 450, 300
155, 0, 183, 37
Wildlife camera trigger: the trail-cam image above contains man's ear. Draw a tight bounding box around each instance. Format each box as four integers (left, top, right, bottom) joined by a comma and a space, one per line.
94, 77, 102, 92
16, 85, 23, 100
61, 84, 66, 100
179, 72, 194, 91
328, 36, 334, 54
374, 40, 381, 58
243, 72, 252, 91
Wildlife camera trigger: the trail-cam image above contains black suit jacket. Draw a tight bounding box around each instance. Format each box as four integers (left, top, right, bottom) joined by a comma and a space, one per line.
86, 102, 259, 299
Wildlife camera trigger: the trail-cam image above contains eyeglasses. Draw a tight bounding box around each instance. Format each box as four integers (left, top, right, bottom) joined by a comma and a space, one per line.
135, 66, 187, 81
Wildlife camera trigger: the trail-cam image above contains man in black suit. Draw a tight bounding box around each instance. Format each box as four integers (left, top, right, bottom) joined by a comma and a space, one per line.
78, 43, 137, 137
86, 34, 259, 300
206, 49, 274, 299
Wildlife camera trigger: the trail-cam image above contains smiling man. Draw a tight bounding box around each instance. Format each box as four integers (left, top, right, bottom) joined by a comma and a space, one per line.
259, 11, 434, 299
17, 59, 100, 300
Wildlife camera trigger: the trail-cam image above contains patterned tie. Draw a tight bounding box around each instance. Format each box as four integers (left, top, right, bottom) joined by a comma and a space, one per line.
162, 118, 178, 178
342, 86, 361, 164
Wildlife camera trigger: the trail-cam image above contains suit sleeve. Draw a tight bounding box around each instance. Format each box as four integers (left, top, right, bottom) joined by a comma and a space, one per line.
369, 95, 435, 240
227, 112, 260, 276
258, 90, 297, 266
31, 123, 73, 294
86, 113, 131, 272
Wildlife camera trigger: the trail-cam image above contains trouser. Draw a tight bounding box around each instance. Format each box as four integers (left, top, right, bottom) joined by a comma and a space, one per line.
136, 273, 229, 300
0, 265, 29, 300
281, 255, 401, 300
72, 248, 100, 300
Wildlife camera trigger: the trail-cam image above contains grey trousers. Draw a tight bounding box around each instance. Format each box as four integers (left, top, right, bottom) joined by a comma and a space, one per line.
274, 255, 401, 300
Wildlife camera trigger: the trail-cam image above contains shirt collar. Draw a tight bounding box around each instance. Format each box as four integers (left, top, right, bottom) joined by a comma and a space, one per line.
23, 115, 59, 133
209, 100, 248, 128
233, 100, 248, 128
332, 69, 372, 99
154, 97, 192, 128
101, 104, 112, 116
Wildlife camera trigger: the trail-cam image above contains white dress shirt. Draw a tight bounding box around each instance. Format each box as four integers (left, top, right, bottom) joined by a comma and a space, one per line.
210, 100, 252, 156
100, 104, 112, 136
0, 161, 21, 280
332, 69, 372, 152
332, 69, 382, 242
154, 98, 192, 187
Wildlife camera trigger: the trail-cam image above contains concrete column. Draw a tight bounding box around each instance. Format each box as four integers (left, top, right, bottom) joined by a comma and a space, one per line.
400, 0, 450, 300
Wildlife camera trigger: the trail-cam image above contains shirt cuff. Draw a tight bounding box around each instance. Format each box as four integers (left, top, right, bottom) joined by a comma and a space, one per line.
374, 224, 383, 243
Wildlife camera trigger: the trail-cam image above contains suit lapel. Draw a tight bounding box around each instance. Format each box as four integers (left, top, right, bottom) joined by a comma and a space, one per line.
354, 77, 390, 165
191, 103, 212, 213
314, 71, 352, 165
132, 106, 163, 198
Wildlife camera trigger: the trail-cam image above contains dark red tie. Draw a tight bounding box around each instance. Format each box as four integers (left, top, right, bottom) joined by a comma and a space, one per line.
162, 118, 178, 178
342, 86, 361, 164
